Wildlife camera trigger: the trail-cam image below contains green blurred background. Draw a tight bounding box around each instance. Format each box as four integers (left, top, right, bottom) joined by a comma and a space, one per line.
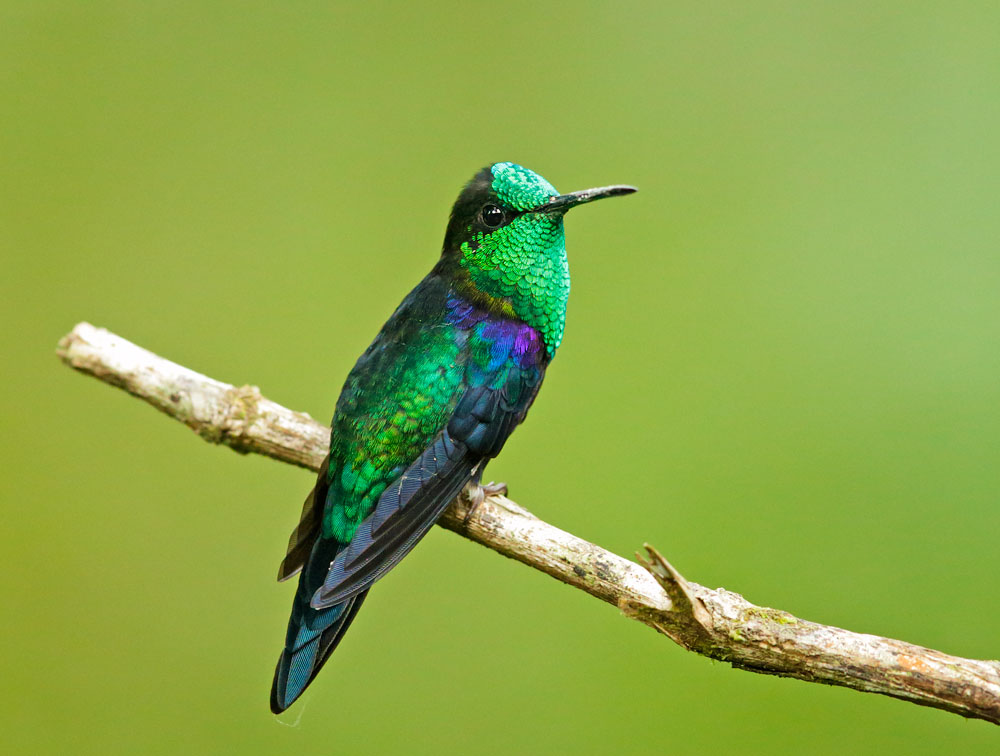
4, 2, 1000, 753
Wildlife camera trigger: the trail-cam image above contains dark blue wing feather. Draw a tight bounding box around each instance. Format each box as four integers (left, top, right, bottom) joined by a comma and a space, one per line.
313, 430, 472, 606
311, 346, 545, 607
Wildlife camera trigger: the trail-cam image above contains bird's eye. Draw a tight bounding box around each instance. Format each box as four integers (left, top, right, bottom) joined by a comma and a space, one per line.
481, 204, 504, 228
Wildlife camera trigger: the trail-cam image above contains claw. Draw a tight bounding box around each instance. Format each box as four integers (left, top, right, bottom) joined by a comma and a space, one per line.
461, 480, 507, 526
481, 481, 508, 497
462, 483, 485, 526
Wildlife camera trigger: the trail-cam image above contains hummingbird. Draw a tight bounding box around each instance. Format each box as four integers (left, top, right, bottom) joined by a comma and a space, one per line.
270, 162, 636, 712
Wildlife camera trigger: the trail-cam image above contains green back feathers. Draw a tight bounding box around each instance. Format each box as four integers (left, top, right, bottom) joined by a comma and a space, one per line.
324, 293, 465, 542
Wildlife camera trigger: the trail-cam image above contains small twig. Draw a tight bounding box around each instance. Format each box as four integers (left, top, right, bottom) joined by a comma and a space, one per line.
634, 545, 713, 650
57, 321, 1000, 725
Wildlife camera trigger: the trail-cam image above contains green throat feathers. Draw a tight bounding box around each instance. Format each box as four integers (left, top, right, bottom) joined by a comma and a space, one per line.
453, 162, 571, 354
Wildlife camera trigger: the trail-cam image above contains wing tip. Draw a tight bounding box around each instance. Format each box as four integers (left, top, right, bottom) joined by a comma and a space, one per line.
270, 673, 290, 714
276, 561, 302, 582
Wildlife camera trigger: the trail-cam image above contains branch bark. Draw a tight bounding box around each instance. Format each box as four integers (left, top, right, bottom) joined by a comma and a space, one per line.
57, 321, 1000, 725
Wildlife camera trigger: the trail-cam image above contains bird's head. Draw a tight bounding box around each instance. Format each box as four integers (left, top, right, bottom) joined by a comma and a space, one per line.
441, 162, 635, 353
443, 161, 635, 254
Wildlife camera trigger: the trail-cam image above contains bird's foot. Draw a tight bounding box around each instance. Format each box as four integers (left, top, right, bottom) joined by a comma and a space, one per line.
481, 480, 508, 497
461, 480, 508, 525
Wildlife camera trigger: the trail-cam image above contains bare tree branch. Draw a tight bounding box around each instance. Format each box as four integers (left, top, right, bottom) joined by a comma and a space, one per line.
57, 321, 1000, 725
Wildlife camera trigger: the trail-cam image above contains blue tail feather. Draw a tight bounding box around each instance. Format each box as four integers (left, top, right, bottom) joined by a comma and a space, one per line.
270, 585, 369, 713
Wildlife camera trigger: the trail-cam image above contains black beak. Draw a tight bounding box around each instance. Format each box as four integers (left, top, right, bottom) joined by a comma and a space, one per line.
540, 184, 637, 214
